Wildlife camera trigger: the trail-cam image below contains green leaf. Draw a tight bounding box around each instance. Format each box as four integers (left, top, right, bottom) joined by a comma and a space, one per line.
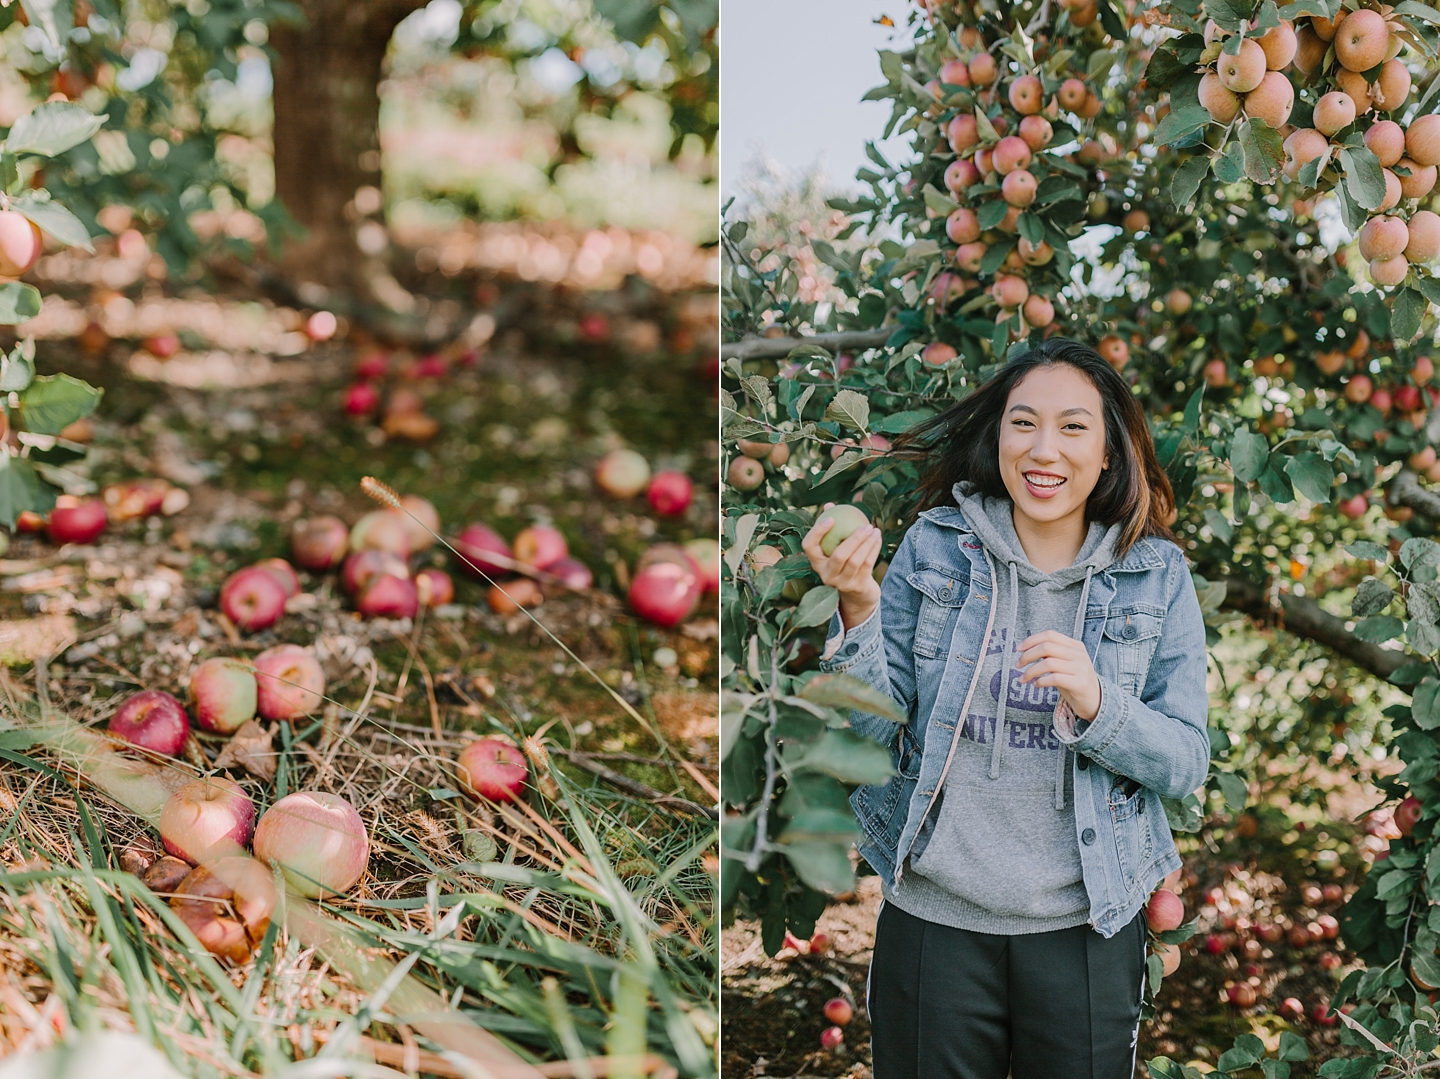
1353, 615, 1403, 642
16, 0, 71, 53
1401, 537, 1440, 570
1217, 1032, 1265, 1070
1278, 1030, 1310, 1061
1162, 793, 1204, 832
1213, 770, 1248, 811
1346, 540, 1389, 562
795, 728, 896, 784
977, 199, 1010, 231
1413, 949, 1440, 989
1413, 677, 1440, 730
791, 586, 839, 631
1170, 155, 1210, 209
0, 349, 34, 394
1152, 105, 1211, 146
1283, 451, 1333, 502
0, 282, 41, 325
10, 195, 92, 252
1393, 0, 1440, 23
779, 840, 855, 895
824, 389, 870, 432
775, 809, 862, 844
1261, 1062, 1292, 1079
1229, 428, 1270, 482
800, 673, 906, 722
1352, 577, 1395, 618
0, 453, 51, 528
1339, 146, 1388, 211
16, 374, 103, 436
1239, 119, 1285, 184
1392, 287, 1427, 342
922, 184, 960, 217
5, 101, 104, 157
724, 513, 759, 575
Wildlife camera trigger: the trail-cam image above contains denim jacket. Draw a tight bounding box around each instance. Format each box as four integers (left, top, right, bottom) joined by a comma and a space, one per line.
821, 504, 1211, 939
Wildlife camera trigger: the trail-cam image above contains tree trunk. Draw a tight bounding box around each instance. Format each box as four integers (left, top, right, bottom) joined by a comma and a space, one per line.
269, 0, 424, 299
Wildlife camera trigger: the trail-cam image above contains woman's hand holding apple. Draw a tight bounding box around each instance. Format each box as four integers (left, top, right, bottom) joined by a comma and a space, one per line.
801, 511, 883, 629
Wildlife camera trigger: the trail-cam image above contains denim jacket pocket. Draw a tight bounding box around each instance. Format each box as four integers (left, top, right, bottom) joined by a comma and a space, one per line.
906, 566, 969, 660
1103, 606, 1164, 695
1108, 782, 1153, 889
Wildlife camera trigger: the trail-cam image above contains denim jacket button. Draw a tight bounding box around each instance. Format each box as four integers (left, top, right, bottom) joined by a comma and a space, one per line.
1077, 755, 1089, 771
1122, 623, 1138, 639
843, 643, 859, 657
1081, 827, 1096, 845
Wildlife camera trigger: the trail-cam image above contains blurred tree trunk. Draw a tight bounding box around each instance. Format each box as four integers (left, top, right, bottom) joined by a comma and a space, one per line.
269, 0, 425, 299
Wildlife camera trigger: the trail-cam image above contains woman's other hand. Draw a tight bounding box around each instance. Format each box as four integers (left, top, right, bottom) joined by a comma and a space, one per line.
1016, 630, 1102, 721
802, 508, 883, 628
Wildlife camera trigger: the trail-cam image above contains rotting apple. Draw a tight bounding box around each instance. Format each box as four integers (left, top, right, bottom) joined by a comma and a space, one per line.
108, 689, 190, 757
291, 516, 350, 571
357, 573, 419, 620
220, 566, 288, 632
253, 790, 370, 898
349, 510, 411, 558
595, 448, 651, 498
513, 525, 568, 570
159, 777, 256, 864
142, 855, 193, 894
47, 497, 107, 545
253, 644, 326, 721
454, 523, 512, 579
456, 737, 529, 803
170, 856, 278, 963
188, 657, 258, 735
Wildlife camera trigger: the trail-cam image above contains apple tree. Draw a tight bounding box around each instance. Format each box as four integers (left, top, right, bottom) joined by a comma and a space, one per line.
721, 0, 1440, 1063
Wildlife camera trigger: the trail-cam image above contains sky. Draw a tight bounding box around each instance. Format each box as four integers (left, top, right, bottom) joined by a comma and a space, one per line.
720, 0, 917, 201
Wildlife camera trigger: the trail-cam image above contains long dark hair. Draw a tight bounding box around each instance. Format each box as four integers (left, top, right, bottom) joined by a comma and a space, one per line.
894, 338, 1177, 558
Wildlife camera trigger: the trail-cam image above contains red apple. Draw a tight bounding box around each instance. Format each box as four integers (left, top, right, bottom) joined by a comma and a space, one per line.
141, 333, 179, 359
305, 311, 337, 341
456, 737, 528, 803
354, 352, 388, 380
1146, 889, 1185, 932
1227, 983, 1257, 1007
342, 549, 409, 595
595, 448, 650, 498
513, 525, 568, 570
820, 1027, 844, 1050
686, 539, 721, 593
1312, 1004, 1337, 1026
188, 657, 257, 735
170, 856, 277, 963
488, 578, 542, 614
808, 932, 832, 955
291, 516, 349, 571
349, 510, 411, 558
395, 495, 440, 551
102, 479, 170, 522
647, 471, 693, 516
253, 644, 325, 721
823, 997, 853, 1025
15, 510, 45, 533
47, 497, 107, 545
357, 573, 419, 619
1415, 356, 1436, 384
108, 689, 190, 757
343, 382, 379, 416
252, 790, 370, 898
1280, 997, 1304, 1020
159, 777, 256, 864
219, 566, 287, 632
1396, 384, 1423, 412
548, 557, 593, 590
1204, 933, 1227, 955
1257, 923, 1284, 943
413, 353, 446, 379
1288, 926, 1312, 949
629, 560, 701, 627
255, 557, 300, 598
1397, 795, 1423, 836
1323, 883, 1344, 902
455, 523, 512, 579
1338, 494, 1370, 519
415, 568, 454, 607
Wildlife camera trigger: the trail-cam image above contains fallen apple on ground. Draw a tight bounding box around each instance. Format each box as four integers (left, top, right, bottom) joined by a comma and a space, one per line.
415, 568, 454, 607
646, 471, 693, 516
342, 549, 409, 594
255, 557, 300, 598
488, 578, 542, 614
547, 557, 593, 590
513, 525, 567, 570
685, 539, 721, 593
220, 565, 288, 631
108, 689, 190, 757
629, 559, 701, 627
253, 790, 370, 898
357, 573, 419, 619
142, 855, 194, 894
455, 523, 512, 578
47, 497, 108, 545
595, 448, 650, 497
350, 510, 411, 558
291, 516, 349, 570
394, 495, 440, 550
188, 657, 258, 735
253, 644, 326, 721
102, 479, 171, 522
823, 998, 853, 1026
170, 856, 278, 963
456, 738, 529, 803
158, 777, 256, 865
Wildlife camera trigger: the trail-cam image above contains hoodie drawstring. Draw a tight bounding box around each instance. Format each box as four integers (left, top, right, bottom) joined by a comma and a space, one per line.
988, 560, 1021, 781
1051, 564, 1098, 809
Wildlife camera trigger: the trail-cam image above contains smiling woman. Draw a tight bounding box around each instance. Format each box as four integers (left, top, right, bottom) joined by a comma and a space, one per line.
798, 338, 1211, 1078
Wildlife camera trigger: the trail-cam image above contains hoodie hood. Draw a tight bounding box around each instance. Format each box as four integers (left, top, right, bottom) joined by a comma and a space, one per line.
952, 481, 1123, 586
950, 481, 1124, 808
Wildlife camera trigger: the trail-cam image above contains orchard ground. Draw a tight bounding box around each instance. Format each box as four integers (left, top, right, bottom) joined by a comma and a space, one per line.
0, 229, 719, 1068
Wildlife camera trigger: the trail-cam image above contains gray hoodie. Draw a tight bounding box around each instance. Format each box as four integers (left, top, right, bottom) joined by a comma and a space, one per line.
886, 483, 1123, 935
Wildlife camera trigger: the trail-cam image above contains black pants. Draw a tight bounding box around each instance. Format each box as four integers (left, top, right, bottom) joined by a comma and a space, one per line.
868, 903, 1146, 1079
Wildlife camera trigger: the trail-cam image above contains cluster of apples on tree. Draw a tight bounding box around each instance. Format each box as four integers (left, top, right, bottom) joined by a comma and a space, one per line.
107, 648, 535, 962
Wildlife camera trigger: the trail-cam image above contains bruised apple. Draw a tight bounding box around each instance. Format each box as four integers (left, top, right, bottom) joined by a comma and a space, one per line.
253, 644, 325, 721
456, 737, 529, 803
109, 689, 189, 756
170, 856, 277, 963
188, 657, 257, 735
253, 790, 370, 898
158, 777, 256, 864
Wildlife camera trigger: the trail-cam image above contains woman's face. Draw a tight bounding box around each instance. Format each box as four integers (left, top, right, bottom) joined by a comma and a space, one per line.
998, 364, 1108, 527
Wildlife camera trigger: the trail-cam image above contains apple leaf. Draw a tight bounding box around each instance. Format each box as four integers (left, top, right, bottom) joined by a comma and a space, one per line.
16, 374, 103, 436
6, 100, 104, 158
0, 282, 41, 325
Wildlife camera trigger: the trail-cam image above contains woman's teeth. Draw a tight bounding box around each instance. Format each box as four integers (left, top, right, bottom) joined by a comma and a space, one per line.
1026, 474, 1065, 488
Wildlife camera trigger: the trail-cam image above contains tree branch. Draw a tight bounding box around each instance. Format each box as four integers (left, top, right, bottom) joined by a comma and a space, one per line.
721, 328, 893, 362
1219, 577, 1407, 682
1389, 468, 1440, 519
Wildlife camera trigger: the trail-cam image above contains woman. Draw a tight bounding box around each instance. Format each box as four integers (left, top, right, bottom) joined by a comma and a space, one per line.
802, 338, 1210, 1078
